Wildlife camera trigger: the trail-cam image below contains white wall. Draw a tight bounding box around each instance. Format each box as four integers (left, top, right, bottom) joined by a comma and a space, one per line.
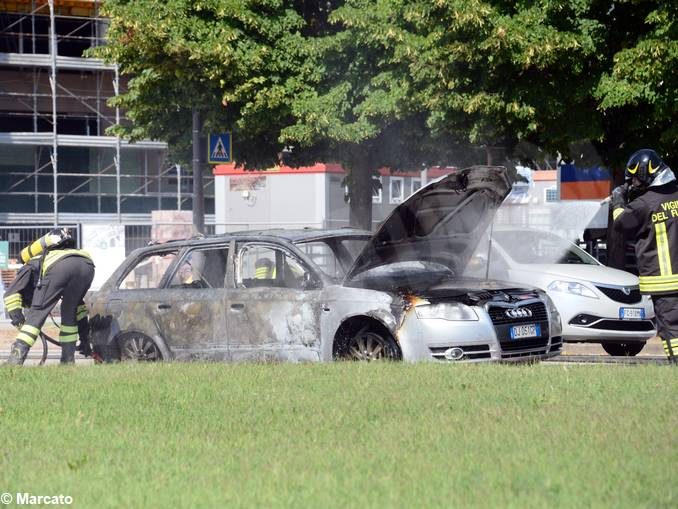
215, 173, 327, 231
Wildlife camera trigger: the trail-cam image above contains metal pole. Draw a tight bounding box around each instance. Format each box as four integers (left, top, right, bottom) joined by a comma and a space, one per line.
114, 65, 121, 223
176, 164, 181, 210
48, 0, 58, 226
31, 0, 36, 53
192, 110, 205, 233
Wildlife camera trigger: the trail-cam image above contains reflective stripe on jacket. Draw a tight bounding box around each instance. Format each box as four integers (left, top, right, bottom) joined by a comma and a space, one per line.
2, 259, 40, 310
613, 182, 678, 294
42, 249, 93, 276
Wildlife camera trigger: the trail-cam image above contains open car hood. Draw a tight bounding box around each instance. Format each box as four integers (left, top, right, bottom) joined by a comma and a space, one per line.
345, 166, 512, 281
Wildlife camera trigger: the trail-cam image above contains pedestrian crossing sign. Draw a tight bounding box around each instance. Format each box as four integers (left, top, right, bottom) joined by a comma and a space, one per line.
208, 133, 232, 164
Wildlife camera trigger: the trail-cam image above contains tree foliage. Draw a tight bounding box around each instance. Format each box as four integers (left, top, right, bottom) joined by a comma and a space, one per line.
96, 0, 316, 168
98, 0, 677, 227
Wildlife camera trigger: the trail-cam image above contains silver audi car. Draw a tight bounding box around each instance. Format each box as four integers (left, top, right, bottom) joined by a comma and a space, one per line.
88, 166, 562, 363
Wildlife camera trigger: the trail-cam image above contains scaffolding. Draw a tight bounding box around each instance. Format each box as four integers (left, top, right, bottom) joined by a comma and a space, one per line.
0, 0, 215, 225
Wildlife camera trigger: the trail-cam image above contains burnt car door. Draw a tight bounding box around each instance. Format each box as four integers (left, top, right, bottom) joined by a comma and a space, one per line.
152, 243, 230, 360
101, 246, 183, 360
226, 241, 323, 362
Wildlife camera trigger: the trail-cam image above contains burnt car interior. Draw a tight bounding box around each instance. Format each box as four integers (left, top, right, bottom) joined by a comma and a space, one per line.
237, 244, 318, 290
117, 249, 180, 290
168, 247, 228, 289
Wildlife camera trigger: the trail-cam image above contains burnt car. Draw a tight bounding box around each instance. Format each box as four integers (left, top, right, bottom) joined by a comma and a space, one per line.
88, 166, 562, 362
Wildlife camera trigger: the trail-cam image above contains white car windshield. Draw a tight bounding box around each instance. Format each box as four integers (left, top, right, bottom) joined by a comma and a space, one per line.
493, 230, 599, 265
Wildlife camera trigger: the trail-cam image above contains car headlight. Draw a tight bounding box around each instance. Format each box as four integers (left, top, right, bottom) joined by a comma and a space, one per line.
547, 280, 598, 299
415, 302, 479, 321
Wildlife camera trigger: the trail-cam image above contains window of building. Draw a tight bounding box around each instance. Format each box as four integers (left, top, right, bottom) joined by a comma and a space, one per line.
390, 177, 404, 204
372, 176, 383, 204
410, 178, 422, 197
545, 187, 558, 203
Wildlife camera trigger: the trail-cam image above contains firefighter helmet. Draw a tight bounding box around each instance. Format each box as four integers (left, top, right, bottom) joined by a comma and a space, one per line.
624, 149, 666, 186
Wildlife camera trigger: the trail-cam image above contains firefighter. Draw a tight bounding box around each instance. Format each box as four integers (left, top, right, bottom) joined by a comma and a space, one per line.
611, 149, 678, 363
4, 228, 95, 366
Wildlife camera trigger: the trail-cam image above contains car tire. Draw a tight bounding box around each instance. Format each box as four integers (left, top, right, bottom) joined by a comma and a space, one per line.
601, 341, 646, 357
118, 332, 162, 362
340, 326, 400, 361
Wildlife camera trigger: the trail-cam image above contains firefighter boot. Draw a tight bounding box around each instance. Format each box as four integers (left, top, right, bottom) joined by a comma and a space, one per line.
5, 340, 30, 366
60, 342, 76, 365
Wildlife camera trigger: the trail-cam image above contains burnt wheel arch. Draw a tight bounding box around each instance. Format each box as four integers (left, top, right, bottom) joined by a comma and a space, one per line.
333, 317, 402, 361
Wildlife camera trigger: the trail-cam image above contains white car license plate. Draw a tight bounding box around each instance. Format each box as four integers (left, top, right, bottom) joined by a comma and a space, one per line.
510, 323, 540, 340
619, 307, 645, 320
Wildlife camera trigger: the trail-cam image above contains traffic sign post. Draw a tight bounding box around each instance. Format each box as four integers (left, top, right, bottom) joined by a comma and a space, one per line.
208, 133, 232, 164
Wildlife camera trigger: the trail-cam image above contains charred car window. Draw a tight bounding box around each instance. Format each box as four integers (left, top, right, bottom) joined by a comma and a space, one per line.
296, 241, 344, 279
117, 250, 179, 290
168, 247, 228, 289
296, 237, 369, 280
238, 244, 312, 290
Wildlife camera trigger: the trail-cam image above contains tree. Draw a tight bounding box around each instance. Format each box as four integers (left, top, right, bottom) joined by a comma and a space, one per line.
595, 1, 677, 169
281, 1, 477, 229
98, 0, 677, 230
380, 0, 676, 174
95, 0, 318, 168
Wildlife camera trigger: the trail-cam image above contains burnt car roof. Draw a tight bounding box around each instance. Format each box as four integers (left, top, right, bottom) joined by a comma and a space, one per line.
139, 227, 371, 253
227, 227, 371, 243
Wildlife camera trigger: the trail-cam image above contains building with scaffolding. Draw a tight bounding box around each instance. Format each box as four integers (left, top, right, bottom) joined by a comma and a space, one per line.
0, 0, 215, 260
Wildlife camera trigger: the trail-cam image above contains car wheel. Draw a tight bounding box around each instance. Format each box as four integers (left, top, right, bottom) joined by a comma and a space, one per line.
343, 327, 399, 361
601, 341, 646, 357
118, 333, 162, 362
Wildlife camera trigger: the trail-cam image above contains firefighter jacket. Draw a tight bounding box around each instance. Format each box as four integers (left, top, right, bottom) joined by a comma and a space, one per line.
2, 259, 40, 312
612, 181, 678, 294
40, 248, 92, 276
2, 249, 91, 313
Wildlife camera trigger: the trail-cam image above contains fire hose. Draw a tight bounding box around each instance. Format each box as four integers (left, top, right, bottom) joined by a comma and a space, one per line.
26, 315, 98, 366
38, 330, 62, 366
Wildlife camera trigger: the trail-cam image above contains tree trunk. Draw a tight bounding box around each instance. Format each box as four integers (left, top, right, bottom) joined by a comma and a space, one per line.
486, 146, 495, 166
349, 161, 373, 231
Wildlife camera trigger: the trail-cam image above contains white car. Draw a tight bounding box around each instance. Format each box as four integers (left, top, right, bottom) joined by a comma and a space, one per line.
473, 229, 655, 356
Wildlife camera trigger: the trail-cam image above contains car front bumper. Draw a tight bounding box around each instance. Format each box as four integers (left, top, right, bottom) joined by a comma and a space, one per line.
397, 303, 562, 363
549, 292, 656, 343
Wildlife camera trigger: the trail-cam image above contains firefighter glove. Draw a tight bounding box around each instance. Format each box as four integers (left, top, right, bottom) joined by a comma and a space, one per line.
611, 184, 629, 210
8, 308, 25, 328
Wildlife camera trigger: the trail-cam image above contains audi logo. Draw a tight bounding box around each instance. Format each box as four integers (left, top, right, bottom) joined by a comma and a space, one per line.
505, 307, 533, 319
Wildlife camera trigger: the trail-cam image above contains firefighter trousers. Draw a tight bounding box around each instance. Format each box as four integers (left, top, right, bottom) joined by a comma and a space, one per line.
14, 256, 95, 348
651, 294, 678, 364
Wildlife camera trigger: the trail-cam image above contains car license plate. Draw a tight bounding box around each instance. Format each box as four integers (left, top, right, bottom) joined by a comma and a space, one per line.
510, 323, 540, 340
619, 307, 645, 320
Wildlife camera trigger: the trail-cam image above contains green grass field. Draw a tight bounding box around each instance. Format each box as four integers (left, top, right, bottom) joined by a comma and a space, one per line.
0, 363, 675, 508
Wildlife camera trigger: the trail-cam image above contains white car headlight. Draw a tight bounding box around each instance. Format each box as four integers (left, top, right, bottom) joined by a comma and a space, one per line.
547, 280, 598, 299
415, 302, 479, 321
